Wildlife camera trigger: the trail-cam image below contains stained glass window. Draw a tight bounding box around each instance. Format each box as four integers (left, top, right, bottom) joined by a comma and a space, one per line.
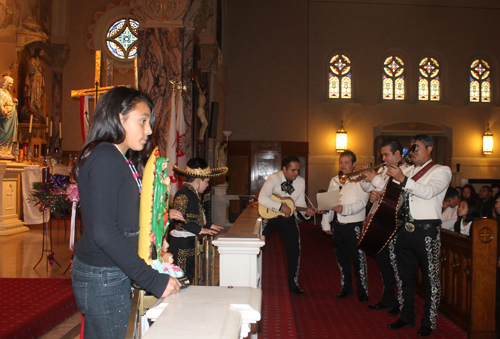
329, 55, 351, 99
418, 58, 440, 101
106, 18, 139, 60
383, 56, 405, 100
470, 59, 491, 102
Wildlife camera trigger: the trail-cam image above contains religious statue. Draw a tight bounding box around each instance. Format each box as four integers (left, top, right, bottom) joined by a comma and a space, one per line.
196, 79, 208, 143
0, 76, 18, 159
23, 48, 45, 123
215, 140, 227, 168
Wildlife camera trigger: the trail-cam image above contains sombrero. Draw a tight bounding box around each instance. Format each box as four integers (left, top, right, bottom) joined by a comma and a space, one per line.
173, 158, 228, 178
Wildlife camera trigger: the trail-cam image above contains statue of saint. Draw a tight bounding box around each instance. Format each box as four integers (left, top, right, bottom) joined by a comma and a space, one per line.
0, 76, 18, 159
24, 48, 45, 123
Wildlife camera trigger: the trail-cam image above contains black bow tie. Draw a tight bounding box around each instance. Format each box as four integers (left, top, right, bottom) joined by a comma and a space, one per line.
281, 180, 295, 195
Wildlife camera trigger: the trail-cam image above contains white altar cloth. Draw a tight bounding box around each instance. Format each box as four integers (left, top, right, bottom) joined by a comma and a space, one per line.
143, 286, 261, 339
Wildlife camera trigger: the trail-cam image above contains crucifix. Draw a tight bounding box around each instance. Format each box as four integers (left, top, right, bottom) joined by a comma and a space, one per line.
71, 50, 122, 142
71, 50, 115, 103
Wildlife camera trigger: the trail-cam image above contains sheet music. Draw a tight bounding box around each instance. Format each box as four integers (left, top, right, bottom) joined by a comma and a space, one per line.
317, 189, 340, 211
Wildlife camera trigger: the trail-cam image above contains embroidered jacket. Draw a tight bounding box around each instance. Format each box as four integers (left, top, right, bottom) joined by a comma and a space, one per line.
171, 184, 211, 236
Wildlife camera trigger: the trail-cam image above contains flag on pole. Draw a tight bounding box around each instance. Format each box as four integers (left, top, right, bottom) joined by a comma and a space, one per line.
166, 89, 178, 196
79, 96, 90, 143
176, 90, 187, 180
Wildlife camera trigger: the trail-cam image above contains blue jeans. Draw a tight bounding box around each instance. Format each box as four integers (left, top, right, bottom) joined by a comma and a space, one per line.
72, 256, 132, 339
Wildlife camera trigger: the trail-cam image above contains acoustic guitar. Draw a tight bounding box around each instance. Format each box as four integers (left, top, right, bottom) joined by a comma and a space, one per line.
259, 194, 310, 219
357, 144, 417, 255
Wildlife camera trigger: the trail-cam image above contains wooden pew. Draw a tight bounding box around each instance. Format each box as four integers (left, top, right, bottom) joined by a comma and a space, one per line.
417, 218, 497, 338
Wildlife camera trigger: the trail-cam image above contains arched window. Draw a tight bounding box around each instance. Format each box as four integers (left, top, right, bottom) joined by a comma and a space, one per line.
329, 55, 351, 99
418, 58, 440, 101
106, 18, 139, 60
383, 56, 405, 100
470, 59, 491, 102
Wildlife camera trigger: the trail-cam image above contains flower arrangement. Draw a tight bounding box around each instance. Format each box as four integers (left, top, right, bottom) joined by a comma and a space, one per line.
28, 174, 72, 218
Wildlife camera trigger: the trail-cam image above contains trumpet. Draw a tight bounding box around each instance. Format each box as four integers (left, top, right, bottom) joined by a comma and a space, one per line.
339, 163, 387, 184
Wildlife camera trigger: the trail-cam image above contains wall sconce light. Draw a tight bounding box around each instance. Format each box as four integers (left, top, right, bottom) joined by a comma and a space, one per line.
483, 123, 493, 154
336, 120, 347, 152
223, 131, 233, 143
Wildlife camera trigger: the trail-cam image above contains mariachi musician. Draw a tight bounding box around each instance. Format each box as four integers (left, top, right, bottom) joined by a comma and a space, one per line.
321, 150, 369, 302
258, 155, 315, 295
361, 138, 409, 317
386, 134, 451, 338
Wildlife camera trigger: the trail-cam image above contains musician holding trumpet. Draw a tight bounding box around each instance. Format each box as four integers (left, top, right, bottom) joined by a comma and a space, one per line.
321, 150, 370, 302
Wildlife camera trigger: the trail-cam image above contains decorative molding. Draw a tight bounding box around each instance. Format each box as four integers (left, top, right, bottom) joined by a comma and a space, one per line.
184, 0, 212, 34
130, 0, 192, 27
16, 17, 49, 51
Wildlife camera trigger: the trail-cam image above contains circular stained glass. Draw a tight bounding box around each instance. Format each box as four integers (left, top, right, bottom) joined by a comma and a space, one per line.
106, 18, 139, 60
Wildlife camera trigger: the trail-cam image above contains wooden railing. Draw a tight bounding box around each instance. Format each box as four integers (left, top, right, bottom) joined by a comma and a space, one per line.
417, 218, 497, 339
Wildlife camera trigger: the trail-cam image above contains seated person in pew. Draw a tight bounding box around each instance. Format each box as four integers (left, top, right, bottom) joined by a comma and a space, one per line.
453, 198, 480, 237
441, 187, 461, 231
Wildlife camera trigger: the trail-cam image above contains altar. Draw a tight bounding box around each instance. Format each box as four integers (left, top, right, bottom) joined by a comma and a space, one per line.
0, 161, 29, 235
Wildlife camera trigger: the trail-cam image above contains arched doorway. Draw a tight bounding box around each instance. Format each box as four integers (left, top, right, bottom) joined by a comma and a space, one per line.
373, 121, 452, 167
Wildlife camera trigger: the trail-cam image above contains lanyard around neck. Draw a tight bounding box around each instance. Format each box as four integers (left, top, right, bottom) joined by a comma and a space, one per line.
114, 144, 142, 194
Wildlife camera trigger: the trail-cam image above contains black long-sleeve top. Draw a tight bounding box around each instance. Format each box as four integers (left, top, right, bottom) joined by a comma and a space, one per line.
74, 142, 169, 298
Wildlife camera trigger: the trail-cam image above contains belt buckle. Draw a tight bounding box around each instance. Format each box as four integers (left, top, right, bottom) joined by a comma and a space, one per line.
405, 222, 415, 233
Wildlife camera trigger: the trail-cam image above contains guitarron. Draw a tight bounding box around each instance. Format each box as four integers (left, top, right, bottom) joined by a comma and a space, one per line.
357, 144, 417, 255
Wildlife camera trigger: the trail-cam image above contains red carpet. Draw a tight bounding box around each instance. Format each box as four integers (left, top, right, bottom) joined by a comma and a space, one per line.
0, 278, 78, 339
260, 223, 468, 338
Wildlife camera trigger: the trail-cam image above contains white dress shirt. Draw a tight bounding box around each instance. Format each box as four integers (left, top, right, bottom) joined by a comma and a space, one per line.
402, 159, 452, 220
321, 175, 369, 231
441, 206, 458, 231
258, 171, 308, 219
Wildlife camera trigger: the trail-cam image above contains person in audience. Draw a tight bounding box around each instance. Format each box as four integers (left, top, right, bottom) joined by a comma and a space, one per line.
453, 198, 480, 236
169, 158, 227, 283
259, 155, 316, 295
492, 182, 500, 199
71, 87, 182, 338
321, 150, 370, 303
461, 184, 477, 201
455, 186, 463, 198
386, 134, 451, 338
361, 138, 406, 316
441, 187, 460, 231
478, 185, 495, 218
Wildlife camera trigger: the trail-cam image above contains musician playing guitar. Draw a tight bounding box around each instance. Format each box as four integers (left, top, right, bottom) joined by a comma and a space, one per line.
361, 138, 409, 317
321, 150, 369, 302
385, 134, 451, 338
258, 155, 315, 295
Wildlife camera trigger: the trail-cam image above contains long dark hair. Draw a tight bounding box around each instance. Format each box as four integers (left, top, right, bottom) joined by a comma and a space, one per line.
72, 86, 156, 181
462, 198, 480, 223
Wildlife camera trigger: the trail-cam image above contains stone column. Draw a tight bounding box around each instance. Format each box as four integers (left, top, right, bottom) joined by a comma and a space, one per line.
130, 0, 212, 158
50, 44, 69, 150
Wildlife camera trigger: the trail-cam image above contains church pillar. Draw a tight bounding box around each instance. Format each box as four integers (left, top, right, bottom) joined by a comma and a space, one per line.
130, 0, 212, 158
136, 27, 193, 158
50, 44, 69, 150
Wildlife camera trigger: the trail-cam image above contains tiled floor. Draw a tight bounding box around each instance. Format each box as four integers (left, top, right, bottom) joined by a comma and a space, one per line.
0, 221, 81, 338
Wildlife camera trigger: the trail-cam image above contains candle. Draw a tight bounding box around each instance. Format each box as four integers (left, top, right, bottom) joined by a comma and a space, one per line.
29, 115, 33, 133
49, 121, 52, 137
45, 117, 48, 132
59, 122, 62, 139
